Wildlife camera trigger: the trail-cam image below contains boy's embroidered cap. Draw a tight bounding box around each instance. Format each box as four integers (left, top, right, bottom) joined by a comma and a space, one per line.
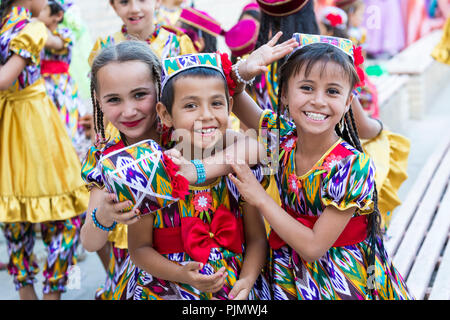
290, 33, 355, 61
179, 7, 223, 37
48, 0, 73, 11
320, 6, 348, 29
161, 53, 225, 94
225, 19, 258, 57
256, 0, 309, 17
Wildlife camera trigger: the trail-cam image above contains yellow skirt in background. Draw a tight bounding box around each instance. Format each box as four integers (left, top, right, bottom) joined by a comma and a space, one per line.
432, 17, 450, 65
362, 130, 411, 232
0, 80, 89, 223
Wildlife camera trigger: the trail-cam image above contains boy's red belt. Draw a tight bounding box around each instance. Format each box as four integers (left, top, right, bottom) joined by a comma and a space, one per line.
41, 60, 70, 75
152, 205, 244, 264
268, 205, 368, 249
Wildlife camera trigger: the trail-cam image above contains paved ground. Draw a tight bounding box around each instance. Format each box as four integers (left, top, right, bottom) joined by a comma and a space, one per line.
1, 1, 450, 300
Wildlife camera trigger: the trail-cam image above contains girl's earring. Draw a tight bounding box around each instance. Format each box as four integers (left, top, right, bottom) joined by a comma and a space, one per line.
338, 116, 345, 134
283, 104, 290, 120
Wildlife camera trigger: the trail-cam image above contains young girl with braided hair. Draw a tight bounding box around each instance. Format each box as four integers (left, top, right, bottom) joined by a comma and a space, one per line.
82, 0, 196, 295
0, 0, 89, 300
228, 33, 414, 300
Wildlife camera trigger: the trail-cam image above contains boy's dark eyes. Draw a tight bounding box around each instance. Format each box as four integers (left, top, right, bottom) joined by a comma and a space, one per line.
300, 85, 313, 91
212, 100, 225, 107
327, 88, 340, 95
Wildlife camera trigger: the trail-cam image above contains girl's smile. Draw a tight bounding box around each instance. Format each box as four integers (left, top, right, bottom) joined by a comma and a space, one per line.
96, 60, 158, 145
110, 0, 160, 39
158, 75, 232, 155
282, 61, 353, 138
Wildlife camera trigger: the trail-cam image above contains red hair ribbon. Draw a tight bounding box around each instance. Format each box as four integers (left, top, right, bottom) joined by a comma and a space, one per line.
326, 13, 343, 27
217, 51, 237, 96
353, 45, 366, 89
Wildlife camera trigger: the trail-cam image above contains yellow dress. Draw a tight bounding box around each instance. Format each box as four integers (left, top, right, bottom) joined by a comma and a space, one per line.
86, 25, 196, 249
432, 17, 450, 65
362, 130, 411, 232
0, 11, 89, 223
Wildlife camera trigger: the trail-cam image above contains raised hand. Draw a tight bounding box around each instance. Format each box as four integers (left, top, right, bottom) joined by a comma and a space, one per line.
164, 148, 197, 184
237, 31, 299, 81
227, 162, 267, 208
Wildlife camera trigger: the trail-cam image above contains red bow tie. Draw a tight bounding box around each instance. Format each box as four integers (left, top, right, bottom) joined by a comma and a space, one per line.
181, 205, 243, 264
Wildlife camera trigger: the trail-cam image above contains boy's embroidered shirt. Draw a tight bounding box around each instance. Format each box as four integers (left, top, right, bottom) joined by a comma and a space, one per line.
0, 6, 48, 90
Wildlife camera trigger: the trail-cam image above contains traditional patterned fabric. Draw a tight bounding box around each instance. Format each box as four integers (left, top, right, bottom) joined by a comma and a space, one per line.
99, 139, 181, 216
291, 33, 355, 61
130, 174, 271, 300
251, 62, 279, 112
41, 26, 91, 161
0, 7, 45, 90
258, 109, 414, 300
161, 52, 224, 93
2, 216, 82, 293
0, 6, 89, 223
95, 244, 129, 300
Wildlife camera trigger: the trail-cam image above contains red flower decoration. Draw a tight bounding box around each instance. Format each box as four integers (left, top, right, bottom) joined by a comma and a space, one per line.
352, 45, 366, 88
326, 13, 343, 27
163, 153, 190, 200
172, 174, 190, 199
323, 154, 343, 171
218, 51, 237, 96
288, 174, 301, 195
193, 191, 213, 213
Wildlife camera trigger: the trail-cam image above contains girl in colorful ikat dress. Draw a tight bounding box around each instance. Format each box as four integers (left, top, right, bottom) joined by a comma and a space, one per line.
228, 33, 414, 300
126, 53, 271, 300
81, 40, 171, 300
38, 0, 91, 161
318, 5, 411, 232
83, 0, 196, 291
0, 0, 89, 300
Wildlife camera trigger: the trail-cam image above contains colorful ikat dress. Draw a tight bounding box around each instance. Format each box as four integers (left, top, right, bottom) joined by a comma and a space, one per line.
113, 174, 271, 300
41, 26, 91, 161
259, 110, 414, 300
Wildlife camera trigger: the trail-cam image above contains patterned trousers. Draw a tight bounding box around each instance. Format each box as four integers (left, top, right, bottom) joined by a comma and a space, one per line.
2, 216, 82, 294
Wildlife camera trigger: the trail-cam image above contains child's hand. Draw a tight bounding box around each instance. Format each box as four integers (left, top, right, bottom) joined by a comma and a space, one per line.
237, 31, 299, 81
227, 162, 267, 209
96, 191, 140, 227
182, 262, 227, 293
228, 278, 252, 300
79, 113, 94, 138
164, 149, 197, 184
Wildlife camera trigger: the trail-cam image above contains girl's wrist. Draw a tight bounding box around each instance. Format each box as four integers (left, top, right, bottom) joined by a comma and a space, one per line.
92, 207, 115, 230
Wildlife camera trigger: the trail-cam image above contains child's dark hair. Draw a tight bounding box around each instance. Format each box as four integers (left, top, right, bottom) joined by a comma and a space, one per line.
160, 67, 230, 114
90, 40, 161, 143
238, 9, 261, 23
255, 0, 319, 60
0, 0, 14, 21
277, 43, 384, 296
179, 21, 218, 53
48, 1, 65, 23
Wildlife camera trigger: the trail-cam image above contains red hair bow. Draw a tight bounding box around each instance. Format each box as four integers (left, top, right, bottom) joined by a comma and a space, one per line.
181, 205, 243, 264
353, 45, 366, 88
326, 13, 343, 27
217, 51, 237, 96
